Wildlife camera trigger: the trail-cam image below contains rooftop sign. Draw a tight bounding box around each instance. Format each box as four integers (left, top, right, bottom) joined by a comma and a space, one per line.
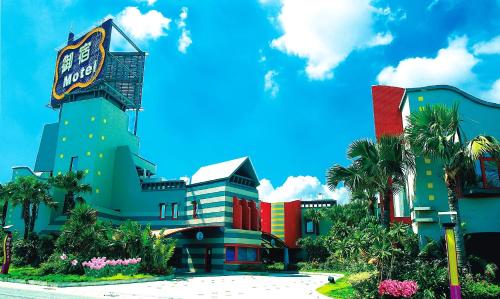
51, 20, 112, 107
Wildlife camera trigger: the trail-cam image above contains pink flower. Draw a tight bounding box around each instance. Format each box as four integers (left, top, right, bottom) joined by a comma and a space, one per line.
60, 253, 67, 260
71, 259, 78, 266
379, 280, 418, 298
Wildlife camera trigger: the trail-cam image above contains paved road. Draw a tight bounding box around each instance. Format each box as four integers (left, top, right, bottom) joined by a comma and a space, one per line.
0, 273, 341, 299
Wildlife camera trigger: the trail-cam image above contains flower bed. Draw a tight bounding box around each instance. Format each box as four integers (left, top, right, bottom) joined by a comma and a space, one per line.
378, 279, 418, 298
82, 257, 141, 277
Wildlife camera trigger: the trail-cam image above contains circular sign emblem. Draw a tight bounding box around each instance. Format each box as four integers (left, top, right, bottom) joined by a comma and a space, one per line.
196, 231, 204, 241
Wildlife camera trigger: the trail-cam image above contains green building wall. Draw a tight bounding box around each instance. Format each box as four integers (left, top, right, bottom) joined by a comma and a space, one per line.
401, 86, 500, 244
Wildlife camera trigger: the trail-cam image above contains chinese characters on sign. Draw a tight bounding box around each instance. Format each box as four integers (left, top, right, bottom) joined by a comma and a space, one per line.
51, 19, 112, 107
1, 231, 13, 274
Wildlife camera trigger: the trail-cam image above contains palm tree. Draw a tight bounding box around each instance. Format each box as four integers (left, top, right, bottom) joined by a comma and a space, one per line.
303, 208, 325, 235
328, 135, 414, 228
0, 183, 14, 227
405, 103, 500, 267
48, 171, 91, 214
9, 176, 57, 239
327, 164, 378, 216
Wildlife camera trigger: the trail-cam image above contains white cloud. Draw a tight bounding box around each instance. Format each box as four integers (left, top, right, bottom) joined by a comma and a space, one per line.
473, 36, 500, 55
377, 36, 479, 87
258, 176, 351, 205
178, 31, 192, 54
264, 70, 279, 97
366, 32, 394, 47
266, 0, 394, 80
482, 79, 500, 103
114, 7, 171, 41
176, 7, 192, 54
136, 0, 157, 6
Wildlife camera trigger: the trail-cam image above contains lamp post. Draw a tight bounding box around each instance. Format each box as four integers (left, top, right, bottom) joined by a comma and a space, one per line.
438, 212, 461, 299
1, 225, 13, 275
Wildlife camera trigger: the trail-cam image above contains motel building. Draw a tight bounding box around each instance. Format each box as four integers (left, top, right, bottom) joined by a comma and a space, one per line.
2, 19, 337, 273
372, 85, 500, 267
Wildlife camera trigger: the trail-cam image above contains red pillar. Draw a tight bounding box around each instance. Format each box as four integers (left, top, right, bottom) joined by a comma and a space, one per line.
232, 197, 242, 229
240, 199, 250, 230
260, 202, 271, 233
249, 201, 258, 231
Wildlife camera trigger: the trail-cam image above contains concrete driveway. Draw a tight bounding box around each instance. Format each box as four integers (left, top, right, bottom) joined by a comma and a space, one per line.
0, 273, 341, 299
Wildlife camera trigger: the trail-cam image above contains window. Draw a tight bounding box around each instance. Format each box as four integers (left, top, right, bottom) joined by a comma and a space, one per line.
480, 157, 500, 188
225, 245, 259, 263
225, 246, 236, 262
159, 203, 166, 220
192, 201, 198, 219
69, 156, 79, 172
305, 220, 314, 234
172, 203, 178, 219
238, 247, 257, 262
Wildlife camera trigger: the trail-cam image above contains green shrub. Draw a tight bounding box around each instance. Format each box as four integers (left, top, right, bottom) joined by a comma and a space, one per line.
140, 227, 175, 275
38, 252, 81, 275
12, 235, 40, 267
348, 271, 379, 299
266, 262, 284, 272
462, 276, 500, 299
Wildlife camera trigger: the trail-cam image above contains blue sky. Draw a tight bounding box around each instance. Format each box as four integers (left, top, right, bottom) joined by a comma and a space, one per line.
1, 0, 499, 203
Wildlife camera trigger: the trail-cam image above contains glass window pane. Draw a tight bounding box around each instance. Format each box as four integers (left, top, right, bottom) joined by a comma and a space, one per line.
484, 160, 500, 188
226, 247, 236, 261
172, 203, 178, 218
160, 204, 166, 219
306, 221, 314, 233
246, 248, 257, 261
238, 247, 248, 261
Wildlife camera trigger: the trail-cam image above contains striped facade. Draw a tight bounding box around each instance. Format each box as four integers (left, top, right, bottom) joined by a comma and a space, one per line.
6, 96, 269, 273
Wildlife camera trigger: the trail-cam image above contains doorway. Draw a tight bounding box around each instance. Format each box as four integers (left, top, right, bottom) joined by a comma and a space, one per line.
204, 247, 212, 272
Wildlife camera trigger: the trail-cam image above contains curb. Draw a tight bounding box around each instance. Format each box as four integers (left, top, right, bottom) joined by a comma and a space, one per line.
0, 274, 174, 288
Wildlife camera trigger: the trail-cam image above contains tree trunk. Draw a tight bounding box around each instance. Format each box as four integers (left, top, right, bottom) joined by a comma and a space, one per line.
29, 203, 39, 236
1, 200, 8, 227
22, 201, 30, 240
447, 187, 466, 268
63, 192, 75, 215
368, 197, 376, 217
382, 192, 391, 228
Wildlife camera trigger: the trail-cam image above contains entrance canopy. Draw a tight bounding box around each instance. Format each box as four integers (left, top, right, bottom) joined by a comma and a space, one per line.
261, 231, 287, 249
152, 225, 224, 238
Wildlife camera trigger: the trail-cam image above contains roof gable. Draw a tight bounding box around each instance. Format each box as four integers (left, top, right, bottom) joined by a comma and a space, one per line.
190, 157, 259, 186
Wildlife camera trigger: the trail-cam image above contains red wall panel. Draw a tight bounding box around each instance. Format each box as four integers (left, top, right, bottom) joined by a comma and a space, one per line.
284, 200, 302, 249
260, 202, 271, 233
372, 86, 411, 224
232, 197, 242, 229
248, 201, 259, 231
372, 85, 405, 139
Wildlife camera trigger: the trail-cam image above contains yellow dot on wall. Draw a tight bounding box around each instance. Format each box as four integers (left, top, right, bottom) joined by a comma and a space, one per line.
428, 194, 435, 201
64, 120, 69, 125
88, 133, 94, 139
97, 170, 101, 176
101, 135, 105, 141
418, 96, 424, 102
85, 169, 89, 174
59, 154, 64, 159
427, 182, 434, 189
57, 171, 62, 175
103, 119, 107, 124
99, 153, 103, 158
62, 137, 67, 142
95, 188, 100, 194
426, 170, 432, 176
424, 158, 432, 164
86, 151, 91, 156
90, 116, 95, 122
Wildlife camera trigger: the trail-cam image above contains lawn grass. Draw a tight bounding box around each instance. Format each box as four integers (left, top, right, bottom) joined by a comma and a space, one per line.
316, 276, 355, 299
2, 266, 156, 283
